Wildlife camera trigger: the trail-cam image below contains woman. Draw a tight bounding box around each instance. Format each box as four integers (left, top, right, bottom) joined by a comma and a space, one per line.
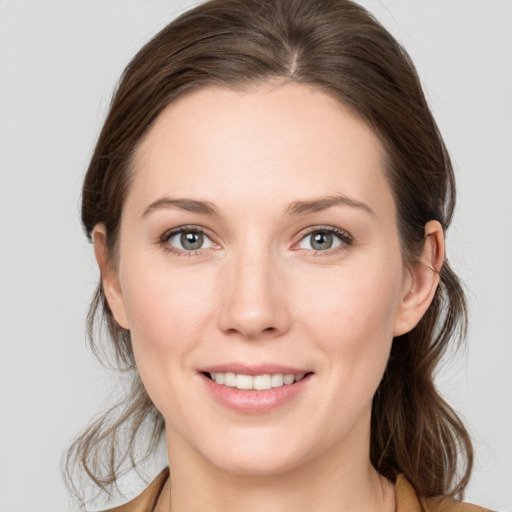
64, 0, 490, 510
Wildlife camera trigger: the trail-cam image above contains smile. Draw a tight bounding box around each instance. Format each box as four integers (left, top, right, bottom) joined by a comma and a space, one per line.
207, 372, 306, 390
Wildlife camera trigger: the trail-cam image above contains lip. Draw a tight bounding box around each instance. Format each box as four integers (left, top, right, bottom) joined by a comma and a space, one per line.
199, 363, 311, 376
198, 364, 313, 415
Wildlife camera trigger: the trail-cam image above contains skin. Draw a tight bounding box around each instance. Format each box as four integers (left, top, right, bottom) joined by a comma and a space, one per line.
94, 82, 443, 512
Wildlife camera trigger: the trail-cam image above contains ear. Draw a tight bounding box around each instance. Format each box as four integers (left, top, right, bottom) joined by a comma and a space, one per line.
92, 225, 130, 330
393, 220, 444, 337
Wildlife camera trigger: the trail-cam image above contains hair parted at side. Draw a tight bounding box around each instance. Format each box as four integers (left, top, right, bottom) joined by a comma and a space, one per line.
65, 0, 472, 505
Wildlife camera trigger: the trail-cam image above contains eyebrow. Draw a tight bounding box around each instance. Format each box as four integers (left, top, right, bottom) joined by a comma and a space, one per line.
286, 195, 375, 217
142, 198, 220, 217
142, 194, 374, 219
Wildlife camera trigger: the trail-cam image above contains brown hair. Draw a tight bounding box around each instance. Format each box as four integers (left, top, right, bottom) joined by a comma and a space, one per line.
65, 0, 472, 505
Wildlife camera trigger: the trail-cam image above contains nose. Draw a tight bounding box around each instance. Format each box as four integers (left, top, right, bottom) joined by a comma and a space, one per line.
218, 247, 291, 340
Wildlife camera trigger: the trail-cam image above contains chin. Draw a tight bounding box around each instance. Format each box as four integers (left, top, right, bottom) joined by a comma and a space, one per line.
189, 427, 321, 477
209, 449, 308, 477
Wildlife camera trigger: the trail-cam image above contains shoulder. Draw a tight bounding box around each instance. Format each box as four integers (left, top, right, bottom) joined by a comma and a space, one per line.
423, 495, 493, 512
99, 470, 493, 512
99, 468, 169, 512
395, 475, 494, 512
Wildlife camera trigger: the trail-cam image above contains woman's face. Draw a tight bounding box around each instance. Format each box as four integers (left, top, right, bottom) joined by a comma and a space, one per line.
102, 82, 419, 476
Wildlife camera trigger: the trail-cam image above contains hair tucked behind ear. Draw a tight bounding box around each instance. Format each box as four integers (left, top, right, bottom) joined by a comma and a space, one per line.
371, 260, 471, 496
65, 0, 472, 505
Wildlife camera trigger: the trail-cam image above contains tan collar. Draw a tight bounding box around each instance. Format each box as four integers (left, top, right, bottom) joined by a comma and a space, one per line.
101, 468, 169, 512
101, 468, 489, 512
395, 475, 489, 512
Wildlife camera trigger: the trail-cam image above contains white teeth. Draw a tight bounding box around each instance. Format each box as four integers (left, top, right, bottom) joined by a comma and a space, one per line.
235, 374, 253, 390
253, 374, 272, 390
210, 372, 307, 390
224, 372, 236, 387
283, 374, 295, 385
271, 374, 284, 387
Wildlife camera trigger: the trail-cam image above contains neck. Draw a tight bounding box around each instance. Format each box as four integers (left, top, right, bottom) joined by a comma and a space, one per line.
158, 423, 395, 512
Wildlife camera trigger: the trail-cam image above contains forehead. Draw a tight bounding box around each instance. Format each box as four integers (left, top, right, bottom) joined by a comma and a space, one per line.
130, 82, 394, 219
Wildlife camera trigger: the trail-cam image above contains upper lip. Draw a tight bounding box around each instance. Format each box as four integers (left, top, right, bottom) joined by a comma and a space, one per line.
199, 363, 312, 376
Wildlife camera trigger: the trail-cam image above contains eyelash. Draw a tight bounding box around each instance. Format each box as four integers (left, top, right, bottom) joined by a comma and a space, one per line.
294, 225, 354, 256
158, 225, 353, 257
159, 225, 215, 257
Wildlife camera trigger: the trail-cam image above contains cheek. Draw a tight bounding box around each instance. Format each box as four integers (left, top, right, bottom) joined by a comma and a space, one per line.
293, 261, 403, 376
299, 265, 402, 334
119, 259, 217, 364
118, 261, 222, 420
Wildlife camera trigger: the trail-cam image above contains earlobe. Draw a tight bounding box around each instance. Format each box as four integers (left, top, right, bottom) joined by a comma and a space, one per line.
92, 225, 130, 330
393, 220, 444, 336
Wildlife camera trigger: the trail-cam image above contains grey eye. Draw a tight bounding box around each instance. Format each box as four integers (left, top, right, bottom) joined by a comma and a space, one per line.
181, 231, 204, 250
298, 230, 344, 251
311, 232, 333, 250
168, 229, 213, 251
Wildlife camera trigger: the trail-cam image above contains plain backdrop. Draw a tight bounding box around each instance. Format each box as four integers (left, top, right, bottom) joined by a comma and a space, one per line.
0, 1, 511, 511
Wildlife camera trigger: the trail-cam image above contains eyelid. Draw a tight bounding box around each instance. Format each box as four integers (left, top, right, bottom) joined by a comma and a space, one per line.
160, 224, 205, 241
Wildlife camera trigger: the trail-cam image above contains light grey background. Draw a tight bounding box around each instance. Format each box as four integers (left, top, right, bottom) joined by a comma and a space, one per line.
0, 1, 510, 511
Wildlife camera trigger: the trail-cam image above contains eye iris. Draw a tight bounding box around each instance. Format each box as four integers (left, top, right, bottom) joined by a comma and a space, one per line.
181, 231, 203, 250
311, 231, 333, 250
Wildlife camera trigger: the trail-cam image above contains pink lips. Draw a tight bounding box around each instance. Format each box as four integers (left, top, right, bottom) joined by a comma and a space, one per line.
199, 363, 312, 414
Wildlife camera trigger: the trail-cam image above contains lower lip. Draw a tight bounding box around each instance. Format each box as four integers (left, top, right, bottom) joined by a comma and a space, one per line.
201, 373, 311, 414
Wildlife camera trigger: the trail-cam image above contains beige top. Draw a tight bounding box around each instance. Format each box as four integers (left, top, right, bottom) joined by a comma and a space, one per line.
101, 468, 491, 512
